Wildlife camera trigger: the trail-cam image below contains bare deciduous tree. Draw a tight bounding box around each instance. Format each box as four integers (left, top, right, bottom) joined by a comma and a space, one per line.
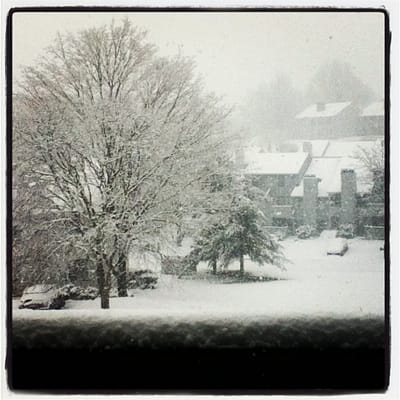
14, 19, 232, 308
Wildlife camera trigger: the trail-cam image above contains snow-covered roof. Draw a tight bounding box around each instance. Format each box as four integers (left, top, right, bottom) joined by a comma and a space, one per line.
291, 156, 371, 197
361, 101, 384, 117
284, 140, 330, 157
295, 101, 352, 119
324, 139, 380, 158
244, 151, 309, 175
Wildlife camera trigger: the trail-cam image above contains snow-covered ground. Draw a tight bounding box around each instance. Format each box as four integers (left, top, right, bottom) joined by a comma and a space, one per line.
13, 237, 385, 320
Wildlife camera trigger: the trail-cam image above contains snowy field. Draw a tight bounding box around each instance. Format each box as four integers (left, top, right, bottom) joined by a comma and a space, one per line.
12, 237, 385, 351
13, 237, 384, 320
13, 237, 385, 319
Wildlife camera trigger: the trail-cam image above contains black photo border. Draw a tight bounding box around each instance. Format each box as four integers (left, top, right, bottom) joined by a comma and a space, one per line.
5, 6, 392, 395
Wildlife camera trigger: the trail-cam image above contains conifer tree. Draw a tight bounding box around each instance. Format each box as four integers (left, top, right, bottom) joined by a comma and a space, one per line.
189, 177, 285, 276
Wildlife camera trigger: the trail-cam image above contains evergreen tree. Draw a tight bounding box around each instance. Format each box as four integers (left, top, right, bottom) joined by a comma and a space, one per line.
189, 177, 285, 276
188, 221, 226, 275
221, 194, 284, 275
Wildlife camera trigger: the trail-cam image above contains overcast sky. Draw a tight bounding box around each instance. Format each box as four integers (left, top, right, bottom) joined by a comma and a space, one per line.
12, 11, 385, 107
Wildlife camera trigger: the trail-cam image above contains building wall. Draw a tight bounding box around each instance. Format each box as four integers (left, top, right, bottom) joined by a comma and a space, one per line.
246, 156, 382, 235
359, 116, 384, 137
249, 154, 311, 206
303, 176, 319, 228
292, 169, 360, 229
250, 174, 299, 204
295, 104, 360, 139
340, 169, 357, 225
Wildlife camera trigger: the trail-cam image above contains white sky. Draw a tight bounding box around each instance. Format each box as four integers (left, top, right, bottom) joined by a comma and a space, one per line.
12, 11, 385, 107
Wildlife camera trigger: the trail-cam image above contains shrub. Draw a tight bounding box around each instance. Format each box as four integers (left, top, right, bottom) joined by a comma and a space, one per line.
337, 224, 355, 239
295, 225, 316, 239
127, 270, 158, 290
160, 256, 186, 275
60, 284, 98, 300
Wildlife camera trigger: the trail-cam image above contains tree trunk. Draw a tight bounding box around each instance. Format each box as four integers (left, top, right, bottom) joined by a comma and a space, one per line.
117, 256, 128, 297
191, 261, 197, 273
97, 262, 111, 309
100, 289, 110, 309
176, 226, 183, 246
211, 258, 217, 275
239, 253, 244, 276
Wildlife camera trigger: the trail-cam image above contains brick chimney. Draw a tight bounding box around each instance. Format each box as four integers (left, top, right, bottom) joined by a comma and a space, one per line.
340, 169, 357, 225
316, 102, 326, 112
303, 175, 319, 228
302, 141, 313, 157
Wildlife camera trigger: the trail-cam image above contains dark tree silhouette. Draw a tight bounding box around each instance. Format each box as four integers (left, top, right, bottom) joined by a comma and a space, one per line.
306, 60, 374, 106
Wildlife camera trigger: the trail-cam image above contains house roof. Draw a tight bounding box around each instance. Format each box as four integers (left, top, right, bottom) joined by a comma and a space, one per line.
284, 140, 330, 157
244, 151, 309, 175
361, 101, 384, 117
323, 139, 381, 158
295, 101, 352, 119
291, 156, 372, 197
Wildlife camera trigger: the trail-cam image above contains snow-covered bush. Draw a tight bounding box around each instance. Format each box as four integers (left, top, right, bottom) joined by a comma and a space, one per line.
206, 270, 277, 284
160, 256, 186, 275
60, 284, 98, 300
127, 270, 158, 290
337, 224, 355, 239
295, 225, 316, 239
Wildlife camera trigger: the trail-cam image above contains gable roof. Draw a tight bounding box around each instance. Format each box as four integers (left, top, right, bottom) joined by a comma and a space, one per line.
361, 101, 384, 117
323, 139, 381, 158
295, 101, 352, 119
243, 151, 310, 175
291, 156, 371, 197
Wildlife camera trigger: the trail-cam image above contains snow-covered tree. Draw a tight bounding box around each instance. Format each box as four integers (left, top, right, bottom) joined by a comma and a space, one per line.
355, 141, 385, 202
12, 101, 75, 294
14, 19, 232, 308
187, 216, 226, 275
189, 177, 284, 276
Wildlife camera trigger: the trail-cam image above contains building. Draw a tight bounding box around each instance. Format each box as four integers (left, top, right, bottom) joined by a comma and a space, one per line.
279, 140, 330, 156
290, 156, 371, 230
360, 100, 384, 137
280, 137, 383, 158
238, 139, 383, 238
240, 148, 311, 229
293, 100, 384, 140
243, 150, 311, 203
294, 101, 360, 139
